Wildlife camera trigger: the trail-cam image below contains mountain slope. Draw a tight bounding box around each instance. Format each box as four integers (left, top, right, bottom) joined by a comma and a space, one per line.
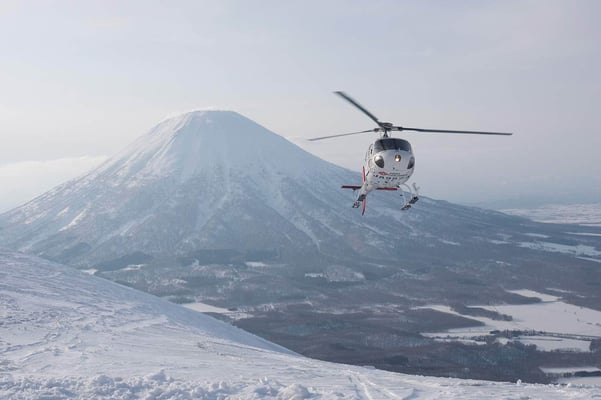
1, 110, 600, 382
0, 250, 597, 399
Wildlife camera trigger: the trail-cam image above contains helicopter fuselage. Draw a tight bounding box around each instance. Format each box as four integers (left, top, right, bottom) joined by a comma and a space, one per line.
342, 137, 418, 214
361, 137, 415, 194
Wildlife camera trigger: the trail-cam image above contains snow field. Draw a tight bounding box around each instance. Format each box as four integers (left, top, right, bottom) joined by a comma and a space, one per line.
1, 252, 599, 399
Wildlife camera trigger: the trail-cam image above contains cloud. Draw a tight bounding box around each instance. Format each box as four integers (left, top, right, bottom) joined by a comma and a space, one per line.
0, 155, 107, 213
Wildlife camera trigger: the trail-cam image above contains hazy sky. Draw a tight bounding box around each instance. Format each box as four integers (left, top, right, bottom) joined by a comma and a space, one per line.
1, 0, 600, 212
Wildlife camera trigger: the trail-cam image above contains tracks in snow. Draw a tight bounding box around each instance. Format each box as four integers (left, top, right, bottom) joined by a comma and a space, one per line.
347, 370, 418, 400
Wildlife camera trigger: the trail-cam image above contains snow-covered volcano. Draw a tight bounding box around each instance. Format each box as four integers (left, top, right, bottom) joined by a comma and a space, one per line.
2, 110, 547, 271
1, 250, 596, 399
0, 110, 403, 266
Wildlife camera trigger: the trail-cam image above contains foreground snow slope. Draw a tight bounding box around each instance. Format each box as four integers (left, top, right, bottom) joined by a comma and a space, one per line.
0, 251, 596, 399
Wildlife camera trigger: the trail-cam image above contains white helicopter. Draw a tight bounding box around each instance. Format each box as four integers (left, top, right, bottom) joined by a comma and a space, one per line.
310, 92, 512, 215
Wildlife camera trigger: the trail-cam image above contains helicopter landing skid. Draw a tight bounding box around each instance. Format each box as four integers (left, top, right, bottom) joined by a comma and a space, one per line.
399, 183, 420, 211
353, 193, 366, 208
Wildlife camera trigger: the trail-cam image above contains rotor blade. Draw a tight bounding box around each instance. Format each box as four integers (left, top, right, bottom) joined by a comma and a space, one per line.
334, 91, 383, 127
395, 126, 513, 136
308, 129, 376, 141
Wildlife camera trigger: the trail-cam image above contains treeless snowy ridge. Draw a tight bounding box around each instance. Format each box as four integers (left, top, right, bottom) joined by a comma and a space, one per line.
502, 203, 601, 226
0, 251, 597, 399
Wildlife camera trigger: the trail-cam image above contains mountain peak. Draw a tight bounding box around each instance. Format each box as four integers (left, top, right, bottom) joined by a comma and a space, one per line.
92, 109, 321, 185
152, 109, 267, 141
158, 109, 242, 129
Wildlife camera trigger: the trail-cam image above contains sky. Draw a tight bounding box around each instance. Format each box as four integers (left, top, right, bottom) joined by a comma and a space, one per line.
1, 0, 600, 212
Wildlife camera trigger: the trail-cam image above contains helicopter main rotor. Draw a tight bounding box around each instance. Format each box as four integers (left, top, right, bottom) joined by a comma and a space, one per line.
308, 91, 513, 141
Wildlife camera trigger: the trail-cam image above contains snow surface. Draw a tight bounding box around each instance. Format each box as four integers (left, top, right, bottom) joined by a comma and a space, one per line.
245, 261, 269, 268
517, 336, 591, 352
560, 376, 601, 385
182, 302, 232, 315
423, 292, 601, 338
480, 301, 601, 337
541, 367, 600, 374
518, 241, 601, 258
541, 367, 601, 386
506, 289, 559, 302
421, 290, 601, 354
1, 251, 598, 399
502, 203, 601, 226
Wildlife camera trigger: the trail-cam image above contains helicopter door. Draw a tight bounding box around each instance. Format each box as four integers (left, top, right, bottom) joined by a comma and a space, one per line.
365, 144, 374, 164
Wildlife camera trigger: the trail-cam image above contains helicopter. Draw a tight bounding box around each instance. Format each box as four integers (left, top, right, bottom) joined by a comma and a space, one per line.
309, 91, 512, 215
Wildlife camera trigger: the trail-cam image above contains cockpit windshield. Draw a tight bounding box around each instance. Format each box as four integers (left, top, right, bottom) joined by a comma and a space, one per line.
374, 138, 412, 153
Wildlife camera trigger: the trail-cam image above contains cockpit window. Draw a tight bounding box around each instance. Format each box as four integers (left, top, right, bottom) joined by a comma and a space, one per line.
374, 138, 412, 152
